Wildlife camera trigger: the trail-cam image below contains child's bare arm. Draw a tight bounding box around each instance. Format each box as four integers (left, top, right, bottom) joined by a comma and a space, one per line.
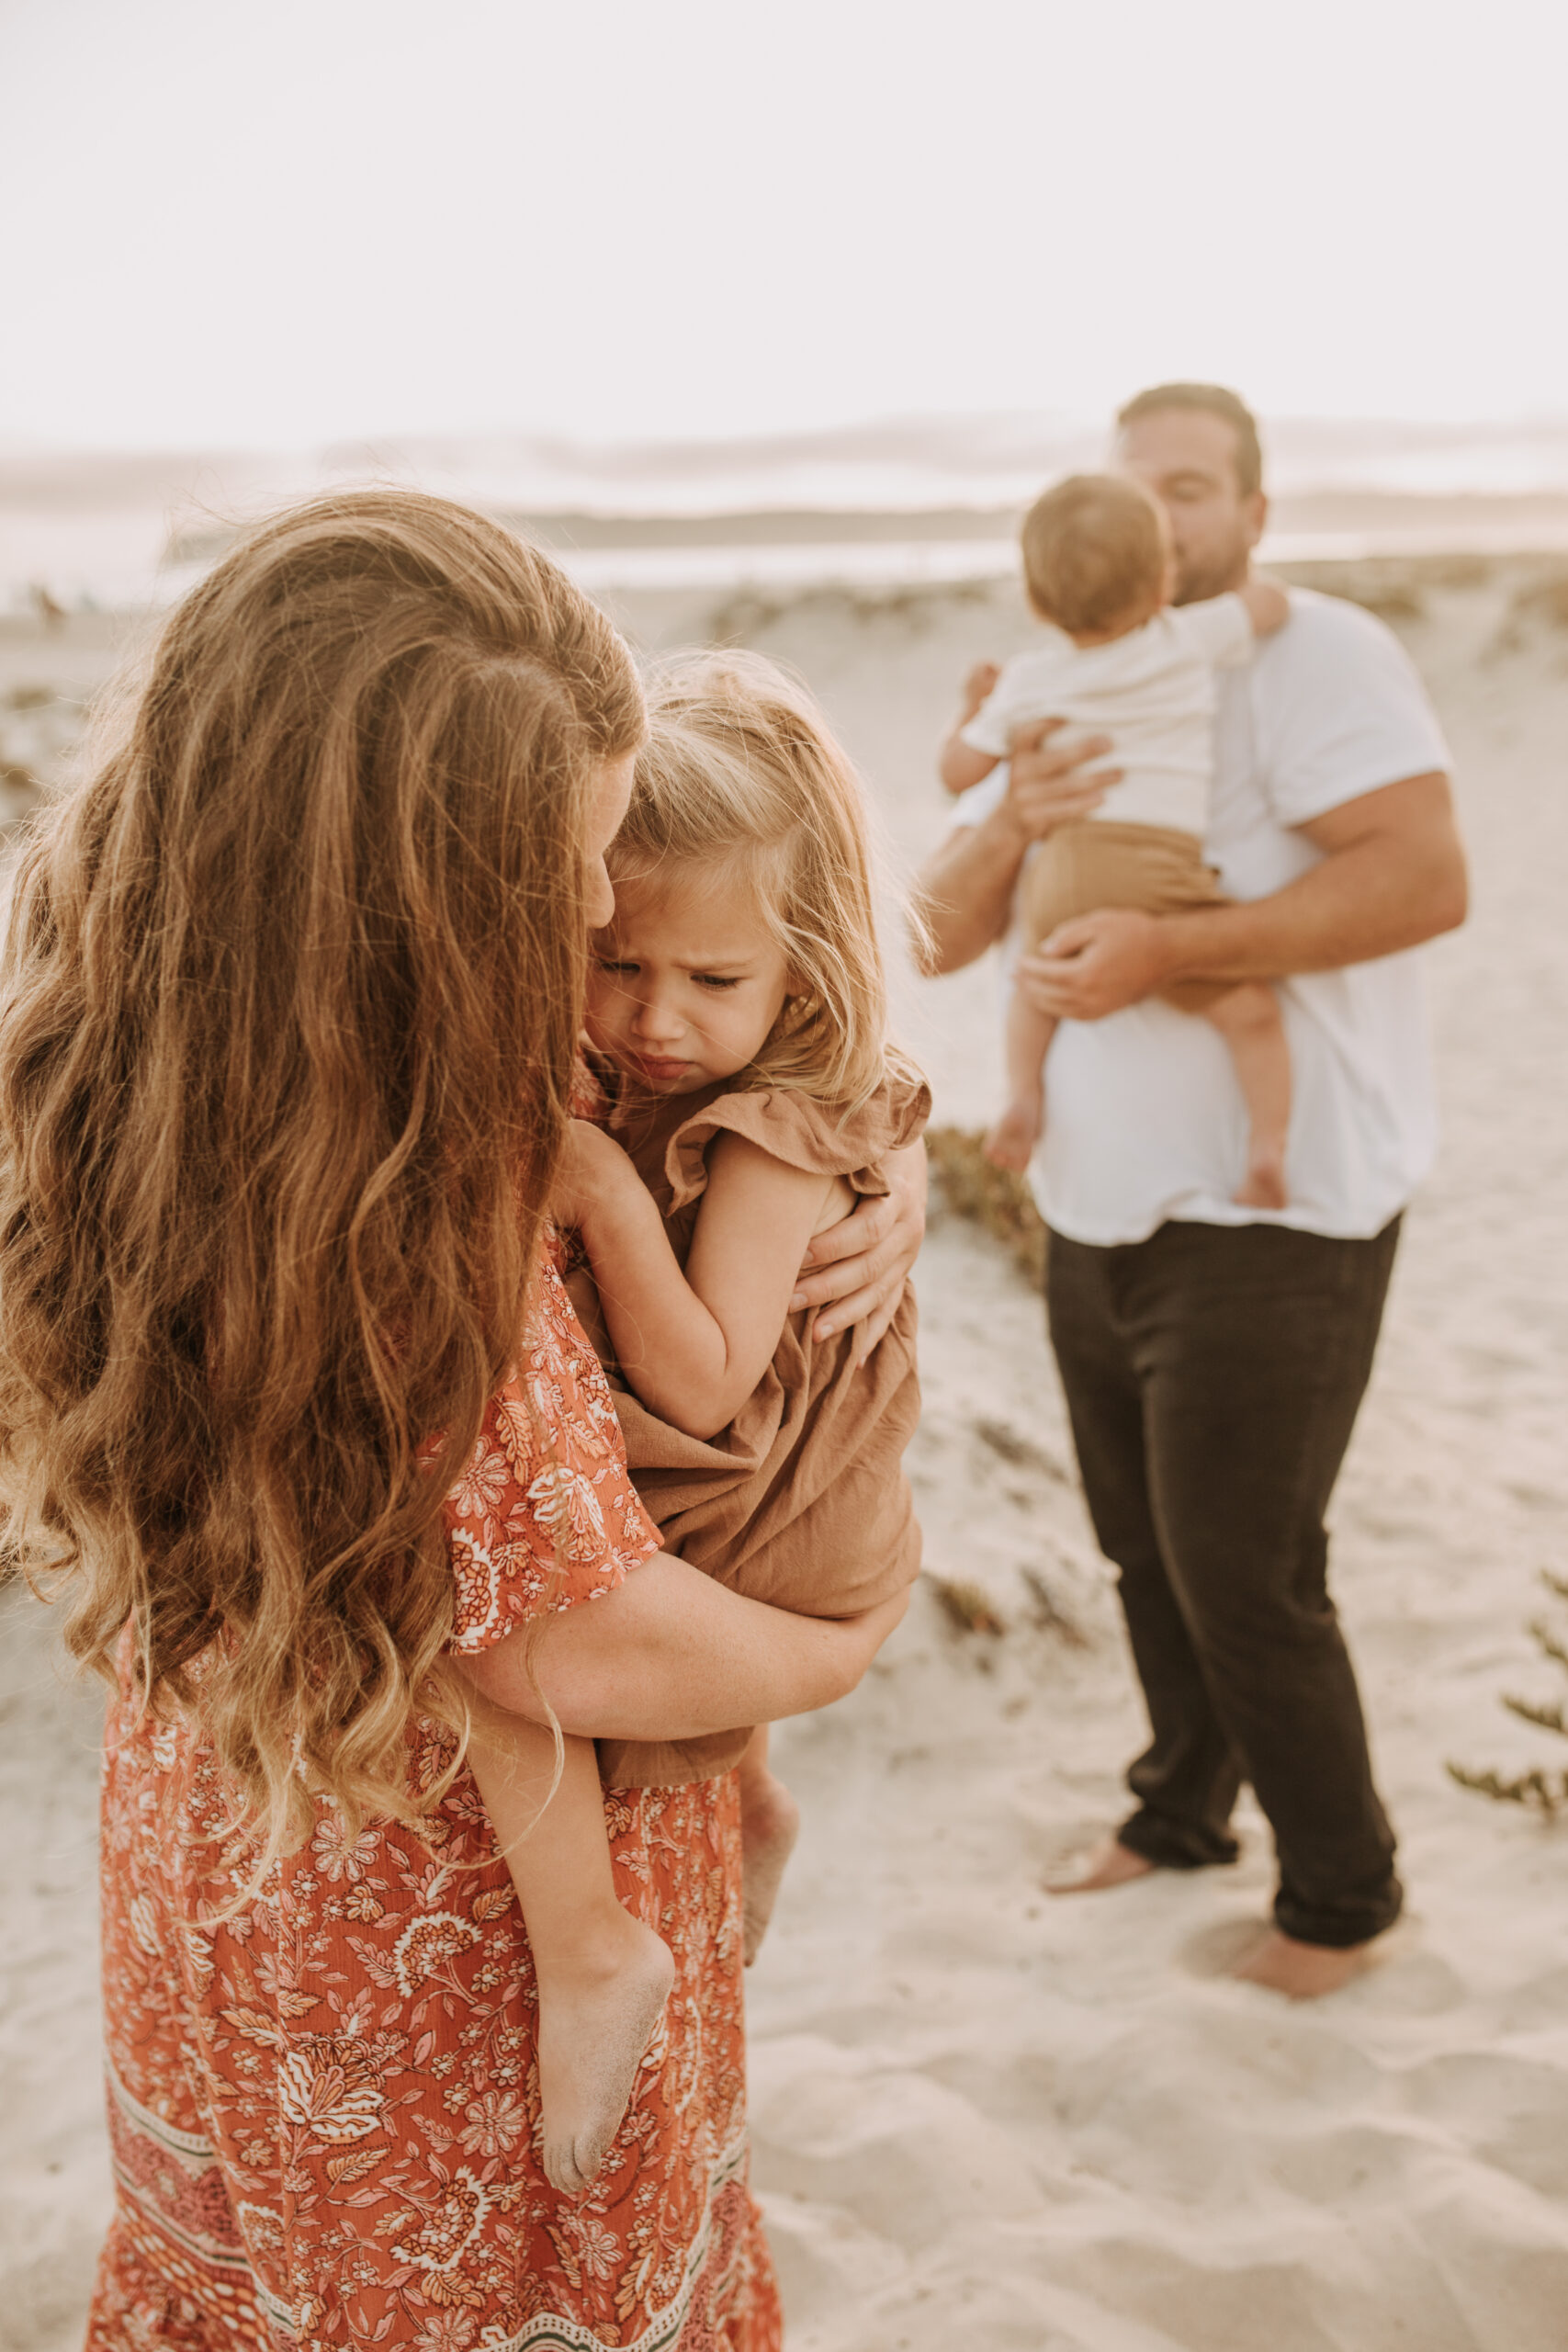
1240, 576, 1291, 637
941, 737, 1001, 795
939, 661, 1004, 795
558, 1121, 833, 1440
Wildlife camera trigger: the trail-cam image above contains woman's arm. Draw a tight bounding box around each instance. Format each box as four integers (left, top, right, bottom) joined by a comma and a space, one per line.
558, 1120, 833, 1439
455, 1552, 910, 1739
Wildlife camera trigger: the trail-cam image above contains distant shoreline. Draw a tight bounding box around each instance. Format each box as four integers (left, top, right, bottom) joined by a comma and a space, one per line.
7, 489, 1568, 616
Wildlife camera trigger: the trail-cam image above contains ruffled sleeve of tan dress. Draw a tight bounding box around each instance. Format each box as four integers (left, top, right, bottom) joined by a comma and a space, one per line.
595, 1068, 930, 1791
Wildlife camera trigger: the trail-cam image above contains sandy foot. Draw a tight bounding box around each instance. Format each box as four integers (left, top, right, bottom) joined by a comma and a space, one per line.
1043, 1835, 1157, 1895
742, 1770, 803, 1966
536, 1914, 674, 2195
1227, 1925, 1378, 2000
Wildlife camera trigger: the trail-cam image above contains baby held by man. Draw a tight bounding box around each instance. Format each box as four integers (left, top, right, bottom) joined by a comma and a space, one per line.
941, 472, 1293, 1208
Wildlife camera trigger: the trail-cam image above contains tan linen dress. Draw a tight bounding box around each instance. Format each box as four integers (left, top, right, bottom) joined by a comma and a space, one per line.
592, 1070, 929, 1789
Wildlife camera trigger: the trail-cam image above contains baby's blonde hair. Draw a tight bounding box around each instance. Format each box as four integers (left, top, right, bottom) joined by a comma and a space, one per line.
1021, 471, 1171, 635
610, 651, 919, 1115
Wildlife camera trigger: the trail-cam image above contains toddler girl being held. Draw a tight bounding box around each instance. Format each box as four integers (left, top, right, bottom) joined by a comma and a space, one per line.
468, 654, 927, 2196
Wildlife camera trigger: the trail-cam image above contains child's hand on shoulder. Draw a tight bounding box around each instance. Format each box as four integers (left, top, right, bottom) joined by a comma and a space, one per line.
553, 1119, 638, 1235
1241, 575, 1292, 638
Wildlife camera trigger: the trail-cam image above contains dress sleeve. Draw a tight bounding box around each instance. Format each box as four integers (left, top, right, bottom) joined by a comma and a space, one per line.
661, 1075, 931, 1214
445, 1250, 662, 1656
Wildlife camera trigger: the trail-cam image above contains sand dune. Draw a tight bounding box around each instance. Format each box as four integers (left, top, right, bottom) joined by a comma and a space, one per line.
4, 555, 1568, 2346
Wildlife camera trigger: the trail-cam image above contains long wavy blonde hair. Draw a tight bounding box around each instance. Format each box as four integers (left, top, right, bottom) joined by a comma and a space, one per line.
0, 487, 643, 1865
610, 651, 923, 1114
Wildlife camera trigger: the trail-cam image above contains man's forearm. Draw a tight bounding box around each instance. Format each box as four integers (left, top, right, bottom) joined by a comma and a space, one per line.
1156, 778, 1468, 985
916, 809, 1028, 974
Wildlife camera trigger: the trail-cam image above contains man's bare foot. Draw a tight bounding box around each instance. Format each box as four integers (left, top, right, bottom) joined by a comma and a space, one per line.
1235, 1146, 1288, 1211
536, 1911, 674, 2195
739, 1770, 801, 1966
1227, 1926, 1372, 1999
984, 1101, 1040, 1173
1043, 1835, 1157, 1895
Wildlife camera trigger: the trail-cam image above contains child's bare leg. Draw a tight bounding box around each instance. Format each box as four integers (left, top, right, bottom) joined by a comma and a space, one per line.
737, 1725, 800, 1967
1202, 982, 1292, 1210
467, 1709, 672, 2196
987, 989, 1058, 1172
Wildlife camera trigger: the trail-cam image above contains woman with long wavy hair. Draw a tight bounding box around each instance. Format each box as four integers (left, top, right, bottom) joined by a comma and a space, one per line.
0, 490, 910, 2348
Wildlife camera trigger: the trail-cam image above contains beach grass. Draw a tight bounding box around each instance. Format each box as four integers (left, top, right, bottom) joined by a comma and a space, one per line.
925, 1125, 1047, 1284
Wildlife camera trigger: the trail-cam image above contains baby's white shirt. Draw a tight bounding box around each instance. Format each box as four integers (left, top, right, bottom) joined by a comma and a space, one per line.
960, 592, 1256, 834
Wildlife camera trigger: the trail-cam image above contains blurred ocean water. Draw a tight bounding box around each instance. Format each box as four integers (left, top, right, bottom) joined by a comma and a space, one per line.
6, 413, 1568, 613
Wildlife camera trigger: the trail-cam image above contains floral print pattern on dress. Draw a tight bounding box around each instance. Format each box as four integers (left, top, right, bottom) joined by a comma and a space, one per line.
87, 1248, 781, 2352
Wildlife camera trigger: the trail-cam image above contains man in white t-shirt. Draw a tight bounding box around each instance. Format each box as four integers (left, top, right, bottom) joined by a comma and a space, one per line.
919, 383, 1468, 1998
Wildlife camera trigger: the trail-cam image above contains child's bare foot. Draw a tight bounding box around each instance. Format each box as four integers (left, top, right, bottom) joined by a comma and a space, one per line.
536, 1911, 674, 2195
1235, 1145, 1288, 1210
1043, 1834, 1156, 1894
740, 1771, 801, 1965
985, 1102, 1040, 1173
1227, 1926, 1373, 2000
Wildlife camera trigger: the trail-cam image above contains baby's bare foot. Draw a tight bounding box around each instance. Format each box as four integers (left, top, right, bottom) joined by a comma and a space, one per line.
740, 1771, 801, 1966
1043, 1835, 1156, 1895
985, 1102, 1040, 1173
537, 1913, 674, 2195
1228, 1926, 1372, 2000
1235, 1147, 1288, 1210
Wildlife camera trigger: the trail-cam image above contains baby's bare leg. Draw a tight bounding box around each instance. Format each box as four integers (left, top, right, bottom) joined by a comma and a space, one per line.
987, 987, 1058, 1172
467, 1709, 672, 2196
737, 1725, 801, 1967
1203, 982, 1292, 1210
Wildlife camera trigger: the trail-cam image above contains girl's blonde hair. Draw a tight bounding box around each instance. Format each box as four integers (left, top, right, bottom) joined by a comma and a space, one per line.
612, 651, 920, 1114
0, 487, 643, 1870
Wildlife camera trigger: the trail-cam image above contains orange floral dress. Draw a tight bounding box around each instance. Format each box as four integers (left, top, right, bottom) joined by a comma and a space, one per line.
86, 1253, 782, 2351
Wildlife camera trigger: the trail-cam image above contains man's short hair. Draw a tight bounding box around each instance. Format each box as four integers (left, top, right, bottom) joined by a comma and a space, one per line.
1115, 382, 1264, 500
1020, 473, 1169, 636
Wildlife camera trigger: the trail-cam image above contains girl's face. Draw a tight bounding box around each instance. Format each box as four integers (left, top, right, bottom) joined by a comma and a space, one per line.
588, 861, 791, 1095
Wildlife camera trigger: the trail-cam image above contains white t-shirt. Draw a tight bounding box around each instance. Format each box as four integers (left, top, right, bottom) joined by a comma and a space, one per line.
960, 593, 1256, 835
949, 589, 1452, 1245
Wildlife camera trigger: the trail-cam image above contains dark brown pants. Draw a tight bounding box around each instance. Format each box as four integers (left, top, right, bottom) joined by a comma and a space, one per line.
1045, 1216, 1403, 1949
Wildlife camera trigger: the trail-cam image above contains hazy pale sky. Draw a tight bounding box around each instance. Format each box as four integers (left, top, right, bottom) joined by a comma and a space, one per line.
5, 0, 1566, 451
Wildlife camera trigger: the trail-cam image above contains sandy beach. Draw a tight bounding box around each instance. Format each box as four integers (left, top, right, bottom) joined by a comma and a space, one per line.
4, 550, 1567, 2348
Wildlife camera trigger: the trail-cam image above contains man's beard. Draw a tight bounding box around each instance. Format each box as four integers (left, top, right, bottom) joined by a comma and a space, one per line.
1171, 538, 1253, 606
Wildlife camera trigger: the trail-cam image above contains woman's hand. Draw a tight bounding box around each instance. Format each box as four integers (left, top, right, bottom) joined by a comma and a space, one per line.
789, 1140, 926, 1360
455, 1554, 912, 1739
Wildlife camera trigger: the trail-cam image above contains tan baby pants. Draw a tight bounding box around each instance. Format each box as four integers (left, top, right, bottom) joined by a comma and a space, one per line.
1021, 818, 1234, 1014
